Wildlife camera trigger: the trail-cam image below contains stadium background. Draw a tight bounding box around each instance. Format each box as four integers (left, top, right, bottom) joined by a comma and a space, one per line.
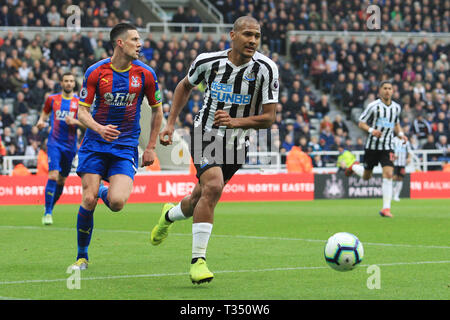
0, 0, 449, 202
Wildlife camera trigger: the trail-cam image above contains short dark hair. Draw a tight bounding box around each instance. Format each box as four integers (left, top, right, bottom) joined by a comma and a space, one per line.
60, 72, 74, 81
378, 80, 393, 89
110, 23, 137, 48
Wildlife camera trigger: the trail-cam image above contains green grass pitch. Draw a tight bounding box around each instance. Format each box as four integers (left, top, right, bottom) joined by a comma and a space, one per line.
0, 199, 448, 300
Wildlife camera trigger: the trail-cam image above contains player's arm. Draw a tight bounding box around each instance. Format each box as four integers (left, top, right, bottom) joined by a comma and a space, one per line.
36, 96, 52, 129
358, 121, 381, 138
65, 116, 86, 129
78, 66, 119, 141
142, 104, 163, 167
77, 104, 120, 142
394, 122, 408, 142
36, 110, 50, 130
214, 103, 276, 129
159, 76, 195, 146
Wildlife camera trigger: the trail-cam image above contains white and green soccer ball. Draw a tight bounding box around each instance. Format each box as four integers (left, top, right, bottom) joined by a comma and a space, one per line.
324, 232, 364, 271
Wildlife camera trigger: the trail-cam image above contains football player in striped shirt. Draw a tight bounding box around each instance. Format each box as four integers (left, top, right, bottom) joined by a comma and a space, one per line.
151, 16, 279, 284
392, 135, 412, 201
37, 72, 84, 225
346, 81, 408, 217
70, 23, 163, 270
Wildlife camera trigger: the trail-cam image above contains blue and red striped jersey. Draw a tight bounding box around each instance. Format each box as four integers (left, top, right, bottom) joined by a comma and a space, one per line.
78, 57, 162, 147
43, 93, 79, 152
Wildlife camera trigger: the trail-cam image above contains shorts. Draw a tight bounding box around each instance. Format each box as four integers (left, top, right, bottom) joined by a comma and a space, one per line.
393, 166, 406, 177
363, 149, 394, 171
47, 144, 76, 177
190, 129, 248, 182
76, 139, 138, 181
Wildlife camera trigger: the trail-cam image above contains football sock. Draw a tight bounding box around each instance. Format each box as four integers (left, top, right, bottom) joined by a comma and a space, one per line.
192, 222, 213, 261
382, 178, 393, 209
166, 203, 188, 222
352, 163, 364, 177
98, 184, 110, 209
77, 206, 94, 260
44, 179, 57, 215
394, 181, 403, 198
52, 183, 64, 206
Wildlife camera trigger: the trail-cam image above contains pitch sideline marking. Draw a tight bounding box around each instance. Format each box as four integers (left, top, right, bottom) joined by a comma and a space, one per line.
1, 225, 449, 250
0, 260, 449, 286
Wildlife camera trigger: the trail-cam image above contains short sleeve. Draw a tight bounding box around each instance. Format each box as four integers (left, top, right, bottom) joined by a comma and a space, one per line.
43, 95, 53, 114
143, 69, 162, 108
79, 67, 99, 108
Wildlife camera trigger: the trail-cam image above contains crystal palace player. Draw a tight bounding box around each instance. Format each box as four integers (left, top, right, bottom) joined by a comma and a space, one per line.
70, 23, 163, 270
346, 80, 408, 217
37, 72, 84, 226
152, 16, 279, 284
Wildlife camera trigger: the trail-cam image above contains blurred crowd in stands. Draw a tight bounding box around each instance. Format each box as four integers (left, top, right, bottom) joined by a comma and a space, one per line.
0, 0, 449, 174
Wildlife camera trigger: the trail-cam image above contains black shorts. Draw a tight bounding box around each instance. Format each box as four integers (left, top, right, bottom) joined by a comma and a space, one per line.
190, 130, 248, 182
393, 166, 406, 177
363, 149, 394, 171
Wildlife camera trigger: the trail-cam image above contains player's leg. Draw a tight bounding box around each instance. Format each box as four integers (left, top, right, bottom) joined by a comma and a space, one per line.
72, 173, 102, 269
346, 150, 373, 180
102, 174, 134, 212
392, 167, 404, 201
42, 145, 63, 224
380, 165, 394, 217
379, 150, 395, 217
42, 170, 59, 225
189, 166, 224, 284
150, 182, 201, 245
52, 150, 75, 206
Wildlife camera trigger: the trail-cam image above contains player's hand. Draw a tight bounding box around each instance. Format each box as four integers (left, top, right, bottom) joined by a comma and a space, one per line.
141, 148, 156, 167
99, 124, 120, 142
159, 125, 174, 146
214, 110, 235, 128
371, 129, 382, 138
65, 116, 77, 126
401, 135, 408, 143
36, 120, 47, 130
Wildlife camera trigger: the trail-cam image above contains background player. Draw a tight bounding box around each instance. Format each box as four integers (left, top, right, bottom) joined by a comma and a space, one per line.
71, 23, 163, 270
36, 72, 83, 225
152, 16, 279, 284
346, 80, 408, 217
392, 135, 412, 201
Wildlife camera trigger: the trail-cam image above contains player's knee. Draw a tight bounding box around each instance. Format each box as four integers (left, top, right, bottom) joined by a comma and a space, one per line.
202, 181, 224, 202
82, 194, 98, 210
109, 198, 126, 212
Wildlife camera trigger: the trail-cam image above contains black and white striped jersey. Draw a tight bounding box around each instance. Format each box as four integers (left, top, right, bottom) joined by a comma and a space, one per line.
359, 99, 401, 151
392, 136, 412, 167
187, 49, 279, 133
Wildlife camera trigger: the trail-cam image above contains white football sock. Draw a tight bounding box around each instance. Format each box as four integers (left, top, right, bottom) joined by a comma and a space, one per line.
168, 203, 188, 222
382, 178, 393, 209
394, 181, 403, 198
192, 222, 213, 260
352, 163, 364, 177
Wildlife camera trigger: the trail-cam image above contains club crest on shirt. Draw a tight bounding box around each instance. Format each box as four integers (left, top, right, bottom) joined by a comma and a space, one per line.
131, 76, 141, 88
244, 71, 256, 81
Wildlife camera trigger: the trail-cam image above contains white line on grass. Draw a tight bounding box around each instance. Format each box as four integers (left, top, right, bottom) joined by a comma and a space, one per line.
1, 225, 449, 250
0, 260, 449, 286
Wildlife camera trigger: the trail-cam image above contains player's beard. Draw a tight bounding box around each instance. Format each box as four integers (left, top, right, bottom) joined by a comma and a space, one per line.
63, 88, 73, 95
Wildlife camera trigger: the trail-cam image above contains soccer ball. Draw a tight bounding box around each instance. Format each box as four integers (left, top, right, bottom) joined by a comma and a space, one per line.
324, 232, 364, 272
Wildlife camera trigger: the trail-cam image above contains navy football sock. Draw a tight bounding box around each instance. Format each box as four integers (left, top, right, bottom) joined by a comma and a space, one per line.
44, 179, 57, 215
76, 206, 94, 260
52, 184, 64, 206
